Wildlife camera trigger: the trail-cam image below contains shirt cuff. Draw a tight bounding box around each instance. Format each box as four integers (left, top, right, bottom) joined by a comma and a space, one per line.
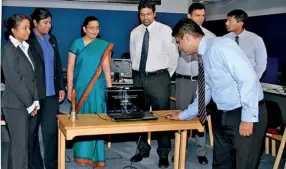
34, 101, 40, 110
178, 109, 198, 120
27, 103, 35, 114
27, 101, 40, 114
178, 112, 185, 120
241, 108, 259, 123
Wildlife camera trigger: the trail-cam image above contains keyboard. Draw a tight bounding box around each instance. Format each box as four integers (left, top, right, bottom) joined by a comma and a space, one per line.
108, 112, 144, 120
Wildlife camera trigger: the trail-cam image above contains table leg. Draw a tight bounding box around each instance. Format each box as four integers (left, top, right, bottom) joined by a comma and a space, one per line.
207, 115, 214, 147
58, 127, 66, 169
265, 137, 269, 154
108, 135, 112, 148
147, 132, 151, 144
179, 130, 187, 169
173, 131, 180, 169
273, 128, 286, 169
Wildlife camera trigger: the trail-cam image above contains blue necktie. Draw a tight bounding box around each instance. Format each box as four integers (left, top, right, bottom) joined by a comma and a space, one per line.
235, 36, 239, 45
139, 28, 149, 74
198, 54, 207, 125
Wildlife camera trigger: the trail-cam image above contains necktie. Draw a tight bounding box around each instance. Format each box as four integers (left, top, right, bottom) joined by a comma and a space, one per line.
235, 36, 239, 45
139, 28, 149, 74
198, 54, 207, 125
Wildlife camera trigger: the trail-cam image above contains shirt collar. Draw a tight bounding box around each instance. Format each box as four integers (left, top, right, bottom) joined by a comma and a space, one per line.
33, 29, 50, 41
198, 36, 208, 56
9, 35, 29, 49
143, 20, 156, 32
232, 29, 246, 38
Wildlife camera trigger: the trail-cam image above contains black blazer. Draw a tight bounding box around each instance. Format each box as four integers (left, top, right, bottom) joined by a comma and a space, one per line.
27, 32, 65, 99
1, 40, 39, 109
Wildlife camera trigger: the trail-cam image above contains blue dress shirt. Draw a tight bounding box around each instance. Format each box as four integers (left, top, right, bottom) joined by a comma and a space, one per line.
224, 29, 267, 79
34, 31, 55, 96
179, 37, 264, 123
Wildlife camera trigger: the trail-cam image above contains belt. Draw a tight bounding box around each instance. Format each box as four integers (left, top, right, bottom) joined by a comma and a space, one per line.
133, 69, 168, 76
218, 107, 242, 113
259, 100, 265, 105
218, 100, 264, 113
176, 74, 198, 81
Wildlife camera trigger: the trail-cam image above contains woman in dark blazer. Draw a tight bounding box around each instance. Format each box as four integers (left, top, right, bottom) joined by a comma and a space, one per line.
27, 8, 65, 169
1, 14, 39, 169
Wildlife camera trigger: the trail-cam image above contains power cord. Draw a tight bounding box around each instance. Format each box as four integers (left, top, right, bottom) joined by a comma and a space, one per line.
97, 114, 108, 121
154, 112, 166, 118
122, 135, 142, 169
96, 112, 139, 169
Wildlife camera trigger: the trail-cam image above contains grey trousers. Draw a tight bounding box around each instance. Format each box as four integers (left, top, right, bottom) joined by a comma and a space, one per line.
3, 108, 29, 169
175, 77, 206, 157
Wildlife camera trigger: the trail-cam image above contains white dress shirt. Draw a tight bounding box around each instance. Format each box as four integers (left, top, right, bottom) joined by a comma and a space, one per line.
224, 29, 267, 79
9, 35, 40, 114
201, 26, 216, 37
129, 21, 179, 76
176, 26, 216, 76
179, 37, 263, 122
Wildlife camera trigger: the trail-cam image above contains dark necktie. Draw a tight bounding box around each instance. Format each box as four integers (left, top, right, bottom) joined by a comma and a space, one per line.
139, 28, 149, 74
198, 54, 207, 125
235, 36, 239, 45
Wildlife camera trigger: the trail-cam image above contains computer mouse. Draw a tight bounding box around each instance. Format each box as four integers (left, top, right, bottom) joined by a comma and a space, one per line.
165, 114, 171, 118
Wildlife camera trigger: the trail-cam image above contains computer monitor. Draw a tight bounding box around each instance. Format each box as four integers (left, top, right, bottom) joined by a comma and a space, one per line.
105, 87, 147, 113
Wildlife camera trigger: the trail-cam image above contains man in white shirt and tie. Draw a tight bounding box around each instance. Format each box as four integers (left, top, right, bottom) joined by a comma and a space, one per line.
175, 3, 215, 165
224, 9, 267, 79
129, 0, 179, 167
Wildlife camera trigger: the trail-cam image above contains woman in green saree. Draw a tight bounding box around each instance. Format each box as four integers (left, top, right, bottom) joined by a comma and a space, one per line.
67, 16, 113, 167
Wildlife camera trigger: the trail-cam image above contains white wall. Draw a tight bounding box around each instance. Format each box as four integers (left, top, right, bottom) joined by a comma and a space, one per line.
188, 0, 193, 7
2, 0, 188, 14
206, 0, 286, 21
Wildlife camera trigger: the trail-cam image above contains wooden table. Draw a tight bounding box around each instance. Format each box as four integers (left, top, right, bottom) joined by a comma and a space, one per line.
261, 82, 286, 96
57, 111, 204, 169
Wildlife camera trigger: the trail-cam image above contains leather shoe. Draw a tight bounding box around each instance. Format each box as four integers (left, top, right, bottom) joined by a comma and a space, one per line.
197, 156, 208, 165
158, 158, 169, 168
130, 152, 149, 162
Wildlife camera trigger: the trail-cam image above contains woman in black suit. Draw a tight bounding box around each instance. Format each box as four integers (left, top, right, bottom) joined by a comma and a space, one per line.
27, 8, 65, 169
1, 14, 39, 169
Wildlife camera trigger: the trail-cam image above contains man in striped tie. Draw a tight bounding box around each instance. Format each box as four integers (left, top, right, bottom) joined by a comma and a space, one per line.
175, 3, 215, 164
166, 18, 267, 169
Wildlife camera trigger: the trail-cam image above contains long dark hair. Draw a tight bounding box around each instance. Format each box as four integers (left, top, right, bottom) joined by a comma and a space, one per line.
5, 14, 30, 40
81, 16, 100, 38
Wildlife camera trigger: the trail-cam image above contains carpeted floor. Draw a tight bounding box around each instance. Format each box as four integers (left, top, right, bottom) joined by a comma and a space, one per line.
1, 98, 285, 169
1, 135, 285, 169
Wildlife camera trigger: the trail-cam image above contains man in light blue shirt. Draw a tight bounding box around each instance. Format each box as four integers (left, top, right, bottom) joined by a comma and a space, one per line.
224, 9, 267, 79
167, 18, 267, 169
175, 3, 215, 165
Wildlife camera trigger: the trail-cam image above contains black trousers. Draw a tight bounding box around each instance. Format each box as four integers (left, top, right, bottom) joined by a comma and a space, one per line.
133, 70, 171, 158
3, 108, 29, 169
212, 102, 267, 169
28, 95, 58, 169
